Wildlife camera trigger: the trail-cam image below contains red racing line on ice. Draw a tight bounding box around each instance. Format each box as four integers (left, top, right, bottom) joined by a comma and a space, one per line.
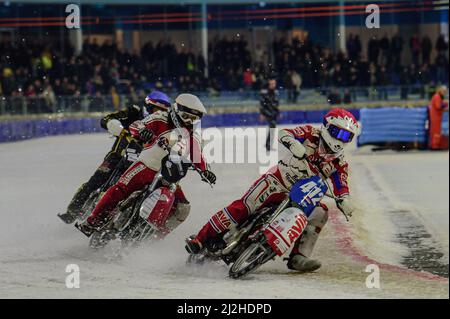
328, 209, 448, 283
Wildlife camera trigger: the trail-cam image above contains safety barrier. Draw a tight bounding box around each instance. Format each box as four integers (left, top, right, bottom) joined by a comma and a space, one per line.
0, 109, 360, 144
358, 107, 430, 145
3, 107, 447, 146
201, 109, 360, 128
0, 117, 102, 143
442, 112, 449, 136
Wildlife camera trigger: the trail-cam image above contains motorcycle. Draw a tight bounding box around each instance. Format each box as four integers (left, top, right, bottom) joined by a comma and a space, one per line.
58, 132, 143, 224
78, 144, 214, 249
187, 172, 341, 279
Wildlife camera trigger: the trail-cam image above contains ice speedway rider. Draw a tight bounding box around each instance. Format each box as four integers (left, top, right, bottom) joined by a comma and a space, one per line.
58, 91, 172, 224
76, 93, 216, 236
186, 108, 360, 272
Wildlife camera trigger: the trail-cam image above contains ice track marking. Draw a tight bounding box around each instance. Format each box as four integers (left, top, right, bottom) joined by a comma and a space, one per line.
329, 209, 448, 282
354, 161, 448, 278
1, 133, 448, 298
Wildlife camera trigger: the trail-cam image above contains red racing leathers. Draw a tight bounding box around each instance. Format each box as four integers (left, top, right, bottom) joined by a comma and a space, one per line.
195, 124, 350, 256
87, 110, 207, 228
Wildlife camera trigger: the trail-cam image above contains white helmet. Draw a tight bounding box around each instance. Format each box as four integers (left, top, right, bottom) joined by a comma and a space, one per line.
172, 93, 207, 126
321, 108, 360, 153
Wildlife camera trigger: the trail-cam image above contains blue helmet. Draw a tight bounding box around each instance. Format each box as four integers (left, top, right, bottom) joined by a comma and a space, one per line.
145, 91, 171, 111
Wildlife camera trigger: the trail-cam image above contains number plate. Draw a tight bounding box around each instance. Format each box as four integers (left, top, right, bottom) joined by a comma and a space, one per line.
289, 176, 327, 216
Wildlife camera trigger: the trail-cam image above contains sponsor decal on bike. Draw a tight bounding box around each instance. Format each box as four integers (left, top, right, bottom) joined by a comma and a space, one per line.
139, 189, 162, 220
286, 214, 308, 244
264, 208, 308, 256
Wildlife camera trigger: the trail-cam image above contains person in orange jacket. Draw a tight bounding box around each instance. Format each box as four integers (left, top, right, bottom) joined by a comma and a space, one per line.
428, 85, 448, 150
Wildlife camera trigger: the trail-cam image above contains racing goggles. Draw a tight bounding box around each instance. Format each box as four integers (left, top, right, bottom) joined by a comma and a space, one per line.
327, 124, 354, 143
176, 103, 204, 122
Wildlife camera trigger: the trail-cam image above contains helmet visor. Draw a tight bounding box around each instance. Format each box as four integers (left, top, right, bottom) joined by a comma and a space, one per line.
327, 124, 354, 143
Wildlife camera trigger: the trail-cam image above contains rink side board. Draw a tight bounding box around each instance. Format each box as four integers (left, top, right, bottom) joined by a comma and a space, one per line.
3, 107, 448, 146
357, 107, 448, 146
0, 109, 360, 143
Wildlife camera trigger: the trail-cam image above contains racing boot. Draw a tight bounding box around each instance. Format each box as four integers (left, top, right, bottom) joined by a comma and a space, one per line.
58, 196, 87, 224
58, 183, 93, 224
185, 235, 203, 254
75, 213, 110, 238
57, 209, 78, 224
286, 254, 322, 273
286, 206, 328, 273
75, 220, 97, 237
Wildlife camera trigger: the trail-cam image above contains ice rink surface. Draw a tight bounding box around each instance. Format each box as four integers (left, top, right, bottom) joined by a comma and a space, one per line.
0, 127, 448, 298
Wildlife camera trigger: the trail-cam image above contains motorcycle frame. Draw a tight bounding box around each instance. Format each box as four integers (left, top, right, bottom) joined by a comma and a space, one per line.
207, 198, 291, 259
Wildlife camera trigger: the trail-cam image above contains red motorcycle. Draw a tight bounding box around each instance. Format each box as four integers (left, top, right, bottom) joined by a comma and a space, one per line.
87, 147, 213, 249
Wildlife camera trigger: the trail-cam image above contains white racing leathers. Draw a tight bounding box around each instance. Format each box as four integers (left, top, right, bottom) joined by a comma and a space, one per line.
196, 125, 351, 259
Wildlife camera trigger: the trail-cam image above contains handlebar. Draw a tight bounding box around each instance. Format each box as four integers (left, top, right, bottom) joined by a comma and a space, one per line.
121, 130, 141, 145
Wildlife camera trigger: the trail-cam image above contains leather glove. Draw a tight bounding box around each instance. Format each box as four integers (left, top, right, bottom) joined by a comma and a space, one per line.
336, 196, 355, 217
201, 170, 216, 185
279, 130, 306, 160
157, 137, 170, 150
139, 128, 154, 142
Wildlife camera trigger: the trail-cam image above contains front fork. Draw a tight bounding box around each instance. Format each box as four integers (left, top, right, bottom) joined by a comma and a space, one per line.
207, 198, 292, 258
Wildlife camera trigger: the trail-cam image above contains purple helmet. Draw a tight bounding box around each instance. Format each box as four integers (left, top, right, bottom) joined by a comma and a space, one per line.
145, 91, 171, 111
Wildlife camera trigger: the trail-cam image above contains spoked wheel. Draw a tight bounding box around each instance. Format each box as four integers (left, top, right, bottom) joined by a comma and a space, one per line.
121, 218, 157, 244
229, 242, 276, 279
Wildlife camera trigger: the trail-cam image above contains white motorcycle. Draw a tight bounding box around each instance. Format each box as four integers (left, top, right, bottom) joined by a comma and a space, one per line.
187, 173, 342, 279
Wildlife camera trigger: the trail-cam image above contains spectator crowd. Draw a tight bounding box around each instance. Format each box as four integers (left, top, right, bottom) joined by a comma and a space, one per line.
0, 32, 448, 113
270, 33, 448, 101
0, 37, 207, 112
